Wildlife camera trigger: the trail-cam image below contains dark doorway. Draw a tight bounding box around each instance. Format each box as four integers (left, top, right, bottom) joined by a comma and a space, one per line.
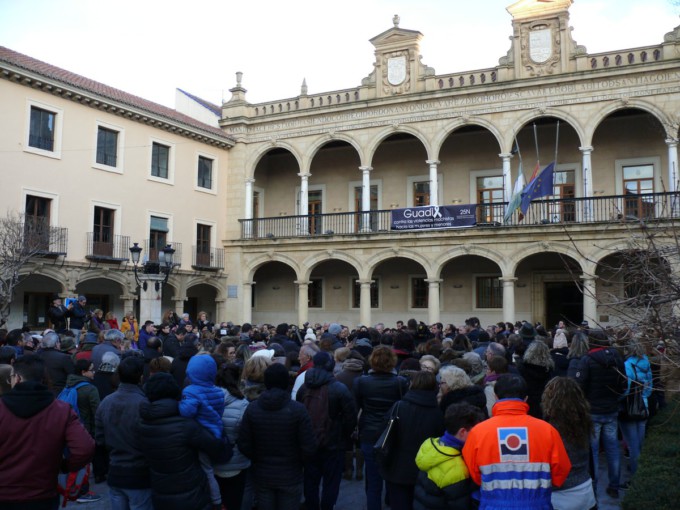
545, 281, 583, 329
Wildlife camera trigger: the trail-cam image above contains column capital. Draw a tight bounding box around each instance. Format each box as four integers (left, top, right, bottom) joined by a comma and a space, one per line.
294, 280, 311, 286
242, 281, 256, 287
244, 177, 256, 184
579, 145, 594, 153
297, 172, 311, 179
499, 276, 518, 284
498, 152, 513, 160
666, 138, 679, 147
357, 279, 374, 286
426, 159, 440, 166
359, 166, 373, 173
425, 278, 443, 285
579, 274, 598, 283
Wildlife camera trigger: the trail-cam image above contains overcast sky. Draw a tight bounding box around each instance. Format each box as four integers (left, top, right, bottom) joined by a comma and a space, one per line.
1, 0, 678, 108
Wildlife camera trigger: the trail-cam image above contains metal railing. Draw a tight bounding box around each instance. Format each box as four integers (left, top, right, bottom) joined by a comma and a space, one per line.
32, 225, 68, 256
85, 233, 130, 261
239, 192, 680, 240
142, 240, 182, 267
192, 246, 224, 270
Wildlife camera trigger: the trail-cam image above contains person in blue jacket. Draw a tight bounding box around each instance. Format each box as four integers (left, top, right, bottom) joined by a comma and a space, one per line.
179, 354, 225, 509
620, 338, 653, 477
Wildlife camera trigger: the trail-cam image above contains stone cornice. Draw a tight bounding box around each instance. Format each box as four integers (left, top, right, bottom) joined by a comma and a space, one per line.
0, 63, 234, 149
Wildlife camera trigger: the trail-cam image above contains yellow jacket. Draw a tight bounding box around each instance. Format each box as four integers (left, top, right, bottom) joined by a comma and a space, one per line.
120, 318, 139, 340
416, 437, 468, 489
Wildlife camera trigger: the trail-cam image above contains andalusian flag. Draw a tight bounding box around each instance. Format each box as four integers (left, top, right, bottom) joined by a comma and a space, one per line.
504, 169, 526, 223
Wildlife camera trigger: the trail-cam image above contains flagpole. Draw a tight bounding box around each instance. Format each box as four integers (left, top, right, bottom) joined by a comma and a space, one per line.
533, 122, 540, 169
554, 120, 560, 165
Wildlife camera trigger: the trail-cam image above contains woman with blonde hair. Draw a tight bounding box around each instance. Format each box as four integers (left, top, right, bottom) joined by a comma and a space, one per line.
120, 311, 139, 341
567, 332, 589, 378
438, 365, 487, 417
542, 377, 596, 510
518, 340, 554, 418
240, 355, 272, 401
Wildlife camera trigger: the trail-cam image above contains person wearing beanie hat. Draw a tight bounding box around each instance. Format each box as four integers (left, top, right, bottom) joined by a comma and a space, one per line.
239, 363, 317, 508
304, 328, 317, 342
328, 323, 342, 337
519, 322, 537, 344
139, 372, 230, 510
68, 295, 90, 346
295, 351, 356, 510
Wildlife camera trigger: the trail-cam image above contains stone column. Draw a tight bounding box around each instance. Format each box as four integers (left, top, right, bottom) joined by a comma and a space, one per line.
581, 275, 598, 326
499, 153, 513, 202
121, 295, 136, 316
296, 280, 310, 326
667, 138, 679, 192
427, 160, 440, 206
298, 173, 310, 235
580, 146, 594, 221
138, 278, 164, 324
242, 282, 254, 325
425, 278, 442, 325
359, 166, 372, 232
215, 298, 226, 323
358, 280, 373, 328
500, 277, 517, 323
244, 178, 255, 238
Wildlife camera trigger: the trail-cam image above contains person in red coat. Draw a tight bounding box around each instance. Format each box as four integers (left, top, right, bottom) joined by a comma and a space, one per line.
0, 356, 95, 509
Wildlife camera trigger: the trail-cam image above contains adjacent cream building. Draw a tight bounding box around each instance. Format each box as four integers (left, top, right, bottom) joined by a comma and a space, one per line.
2, 0, 680, 330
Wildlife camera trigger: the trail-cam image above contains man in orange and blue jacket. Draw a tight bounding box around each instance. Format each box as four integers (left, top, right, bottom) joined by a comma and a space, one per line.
462, 374, 571, 510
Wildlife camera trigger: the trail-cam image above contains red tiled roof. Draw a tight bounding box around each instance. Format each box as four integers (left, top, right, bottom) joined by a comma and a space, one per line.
0, 46, 233, 143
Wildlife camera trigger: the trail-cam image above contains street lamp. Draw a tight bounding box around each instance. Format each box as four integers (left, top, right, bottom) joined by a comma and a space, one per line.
129, 242, 175, 292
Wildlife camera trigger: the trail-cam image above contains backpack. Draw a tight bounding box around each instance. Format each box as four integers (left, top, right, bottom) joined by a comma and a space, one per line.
56, 381, 91, 507
302, 384, 333, 448
57, 381, 89, 419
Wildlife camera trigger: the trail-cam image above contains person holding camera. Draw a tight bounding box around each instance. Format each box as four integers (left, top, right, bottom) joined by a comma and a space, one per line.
69, 295, 91, 346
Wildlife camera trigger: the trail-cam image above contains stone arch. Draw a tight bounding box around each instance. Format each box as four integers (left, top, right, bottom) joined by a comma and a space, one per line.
365, 125, 433, 165
19, 264, 68, 291
77, 270, 129, 292
432, 245, 507, 277
432, 117, 504, 160
506, 241, 587, 276
587, 99, 673, 145
304, 133, 366, 170
244, 253, 302, 282
510, 109, 586, 151
246, 142, 304, 179
365, 248, 432, 279
185, 276, 224, 295
300, 250, 363, 281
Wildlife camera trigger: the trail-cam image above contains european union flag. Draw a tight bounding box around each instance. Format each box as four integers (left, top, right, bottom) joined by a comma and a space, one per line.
520, 162, 555, 215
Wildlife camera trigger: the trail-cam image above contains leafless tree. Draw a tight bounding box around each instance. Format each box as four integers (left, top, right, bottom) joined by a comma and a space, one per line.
0, 212, 66, 326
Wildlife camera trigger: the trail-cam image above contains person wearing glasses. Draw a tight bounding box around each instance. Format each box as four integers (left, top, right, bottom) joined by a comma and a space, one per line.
0, 356, 94, 509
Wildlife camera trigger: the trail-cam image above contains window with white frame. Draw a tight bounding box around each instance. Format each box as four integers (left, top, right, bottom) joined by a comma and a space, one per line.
26, 101, 63, 158
96, 126, 119, 168
197, 156, 214, 190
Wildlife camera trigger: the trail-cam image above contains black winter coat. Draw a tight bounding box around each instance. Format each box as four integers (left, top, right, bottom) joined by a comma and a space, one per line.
238, 387, 317, 487
296, 367, 357, 451
381, 389, 444, 485
574, 347, 626, 414
37, 348, 74, 395
353, 371, 409, 444
551, 347, 570, 377
439, 384, 488, 418
170, 342, 197, 388
517, 361, 554, 419
138, 398, 230, 510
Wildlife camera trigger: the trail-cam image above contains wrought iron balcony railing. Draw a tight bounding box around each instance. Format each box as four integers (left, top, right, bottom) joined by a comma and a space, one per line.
22, 223, 68, 257
192, 246, 224, 271
86, 233, 130, 261
142, 240, 182, 267
239, 191, 680, 240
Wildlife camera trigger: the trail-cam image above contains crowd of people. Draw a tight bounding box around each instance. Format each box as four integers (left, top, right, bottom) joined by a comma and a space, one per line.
1, 299, 679, 510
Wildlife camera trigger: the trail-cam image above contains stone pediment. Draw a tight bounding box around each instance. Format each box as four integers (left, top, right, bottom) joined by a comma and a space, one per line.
507, 0, 572, 20
369, 28, 423, 46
